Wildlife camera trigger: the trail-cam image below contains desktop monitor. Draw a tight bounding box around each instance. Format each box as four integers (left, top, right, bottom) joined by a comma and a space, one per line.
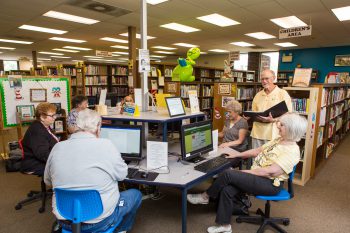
180, 120, 213, 163
100, 124, 142, 161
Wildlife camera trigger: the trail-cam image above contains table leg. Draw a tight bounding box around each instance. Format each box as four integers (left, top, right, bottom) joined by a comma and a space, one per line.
182, 188, 188, 233
162, 122, 167, 142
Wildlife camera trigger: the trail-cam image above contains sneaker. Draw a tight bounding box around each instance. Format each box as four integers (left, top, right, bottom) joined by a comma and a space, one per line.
207, 225, 232, 233
187, 193, 209, 205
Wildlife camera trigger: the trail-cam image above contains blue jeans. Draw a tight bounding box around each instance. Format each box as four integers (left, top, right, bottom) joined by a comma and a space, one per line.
61, 189, 142, 232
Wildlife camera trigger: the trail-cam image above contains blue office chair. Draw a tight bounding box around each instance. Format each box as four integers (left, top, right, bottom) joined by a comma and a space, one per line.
236, 166, 297, 233
54, 188, 120, 233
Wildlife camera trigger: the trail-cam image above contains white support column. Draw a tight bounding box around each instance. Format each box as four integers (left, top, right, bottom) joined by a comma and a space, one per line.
140, 0, 148, 112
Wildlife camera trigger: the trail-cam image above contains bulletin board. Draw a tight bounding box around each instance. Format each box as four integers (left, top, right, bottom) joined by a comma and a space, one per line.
0, 76, 71, 128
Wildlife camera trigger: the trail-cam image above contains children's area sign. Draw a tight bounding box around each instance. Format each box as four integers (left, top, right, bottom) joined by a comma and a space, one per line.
279, 25, 312, 39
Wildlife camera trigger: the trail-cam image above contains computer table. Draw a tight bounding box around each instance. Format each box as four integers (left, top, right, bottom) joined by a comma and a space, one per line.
102, 111, 205, 142
123, 148, 240, 233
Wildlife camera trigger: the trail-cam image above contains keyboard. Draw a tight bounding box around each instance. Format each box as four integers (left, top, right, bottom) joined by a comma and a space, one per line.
127, 168, 138, 178
194, 156, 231, 173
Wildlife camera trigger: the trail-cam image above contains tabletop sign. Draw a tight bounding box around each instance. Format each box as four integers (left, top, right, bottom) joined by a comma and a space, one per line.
279, 25, 312, 39
292, 68, 313, 87
96, 50, 113, 57
138, 49, 150, 72
229, 51, 240, 62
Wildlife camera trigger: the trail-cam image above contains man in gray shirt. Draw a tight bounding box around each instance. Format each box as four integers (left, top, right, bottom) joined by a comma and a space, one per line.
45, 109, 142, 233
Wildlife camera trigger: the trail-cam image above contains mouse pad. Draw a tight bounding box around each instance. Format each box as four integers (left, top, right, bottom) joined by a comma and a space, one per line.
133, 171, 159, 181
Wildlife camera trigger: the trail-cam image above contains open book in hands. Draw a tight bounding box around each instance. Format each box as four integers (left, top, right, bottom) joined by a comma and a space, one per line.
243, 101, 288, 120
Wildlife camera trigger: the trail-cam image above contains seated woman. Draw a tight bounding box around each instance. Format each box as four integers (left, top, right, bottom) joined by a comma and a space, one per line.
219, 100, 248, 152
187, 113, 307, 233
21, 102, 59, 176
67, 95, 88, 134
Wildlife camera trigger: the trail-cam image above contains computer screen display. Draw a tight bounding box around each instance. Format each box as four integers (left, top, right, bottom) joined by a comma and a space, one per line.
181, 120, 213, 162
100, 125, 142, 161
165, 97, 186, 117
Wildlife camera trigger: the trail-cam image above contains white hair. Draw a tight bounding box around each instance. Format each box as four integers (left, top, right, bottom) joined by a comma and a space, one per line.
279, 113, 308, 142
76, 109, 101, 133
225, 100, 242, 114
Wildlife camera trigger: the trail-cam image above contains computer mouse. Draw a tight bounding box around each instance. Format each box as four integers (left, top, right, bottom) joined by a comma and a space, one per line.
141, 172, 149, 179
220, 153, 229, 158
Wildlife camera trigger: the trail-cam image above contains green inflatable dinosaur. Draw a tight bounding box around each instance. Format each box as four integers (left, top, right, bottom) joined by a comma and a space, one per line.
172, 47, 200, 82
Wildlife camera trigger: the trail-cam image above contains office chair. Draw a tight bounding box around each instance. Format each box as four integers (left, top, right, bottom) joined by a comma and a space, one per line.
236, 166, 297, 233
14, 139, 50, 213
54, 188, 121, 233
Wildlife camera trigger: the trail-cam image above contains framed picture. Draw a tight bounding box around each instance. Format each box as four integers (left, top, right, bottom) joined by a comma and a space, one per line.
335, 55, 350, 66
292, 68, 312, 87
16, 105, 35, 119
30, 88, 47, 102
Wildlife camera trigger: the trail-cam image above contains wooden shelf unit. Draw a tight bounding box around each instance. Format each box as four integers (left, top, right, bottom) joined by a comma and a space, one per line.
277, 70, 319, 86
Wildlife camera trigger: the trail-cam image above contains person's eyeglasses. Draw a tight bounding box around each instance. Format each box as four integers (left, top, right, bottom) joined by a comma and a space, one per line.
44, 113, 57, 118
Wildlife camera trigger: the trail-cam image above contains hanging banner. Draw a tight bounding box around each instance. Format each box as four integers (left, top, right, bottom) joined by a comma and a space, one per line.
229, 51, 240, 62
279, 25, 312, 39
96, 50, 113, 57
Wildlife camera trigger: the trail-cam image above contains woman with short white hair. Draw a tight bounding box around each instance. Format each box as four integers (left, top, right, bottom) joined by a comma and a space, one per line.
187, 113, 308, 233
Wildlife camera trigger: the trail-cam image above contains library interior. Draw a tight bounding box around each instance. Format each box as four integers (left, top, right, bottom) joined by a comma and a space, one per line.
0, 0, 350, 233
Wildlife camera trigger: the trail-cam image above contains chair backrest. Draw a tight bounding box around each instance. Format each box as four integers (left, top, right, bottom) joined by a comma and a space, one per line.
287, 165, 297, 199
54, 188, 103, 224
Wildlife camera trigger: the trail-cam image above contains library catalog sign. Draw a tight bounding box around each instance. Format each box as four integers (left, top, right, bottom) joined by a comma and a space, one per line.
279, 25, 312, 39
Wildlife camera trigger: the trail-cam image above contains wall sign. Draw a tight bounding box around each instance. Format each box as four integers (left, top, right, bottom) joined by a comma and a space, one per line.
279, 25, 312, 39
30, 88, 47, 102
229, 51, 240, 62
218, 83, 231, 95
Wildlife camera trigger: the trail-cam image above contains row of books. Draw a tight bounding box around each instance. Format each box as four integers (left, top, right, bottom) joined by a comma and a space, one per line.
241, 101, 253, 111
200, 78, 214, 82
291, 98, 310, 114
61, 67, 77, 76
112, 77, 128, 85
111, 87, 128, 96
329, 103, 344, 119
181, 85, 200, 98
201, 98, 212, 109
332, 88, 345, 103
85, 87, 104, 96
214, 70, 224, 78
85, 65, 108, 75
85, 76, 108, 85
47, 68, 58, 75
202, 86, 213, 97
200, 69, 210, 77
237, 88, 254, 100
111, 66, 128, 75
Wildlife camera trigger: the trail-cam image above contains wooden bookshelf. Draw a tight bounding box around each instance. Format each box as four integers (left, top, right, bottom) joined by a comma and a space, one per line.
277, 70, 319, 86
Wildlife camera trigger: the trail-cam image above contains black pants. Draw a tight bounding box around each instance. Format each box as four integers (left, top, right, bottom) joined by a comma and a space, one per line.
206, 170, 282, 224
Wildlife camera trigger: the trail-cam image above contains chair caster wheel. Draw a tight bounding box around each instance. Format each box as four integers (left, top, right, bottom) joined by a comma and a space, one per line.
283, 220, 290, 226
236, 218, 242, 223
38, 207, 45, 213
15, 204, 22, 210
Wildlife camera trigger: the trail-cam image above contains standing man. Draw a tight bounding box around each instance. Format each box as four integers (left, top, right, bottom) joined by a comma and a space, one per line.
250, 69, 292, 148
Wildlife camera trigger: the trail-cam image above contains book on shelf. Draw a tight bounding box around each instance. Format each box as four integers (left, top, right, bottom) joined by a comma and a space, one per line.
151, 80, 158, 90
243, 101, 288, 119
317, 127, 324, 147
319, 107, 326, 126
291, 98, 309, 114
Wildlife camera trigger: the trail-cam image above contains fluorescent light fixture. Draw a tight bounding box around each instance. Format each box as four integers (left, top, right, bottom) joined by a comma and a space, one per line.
200, 52, 207, 54
197, 13, 240, 27
0, 52, 3, 54
112, 51, 128, 55
72, 60, 84, 62
100, 37, 128, 43
88, 58, 122, 62
50, 56, 71, 58
43, 11, 99, 25
270, 16, 307, 29
119, 33, 156, 40
332, 6, 350, 21
63, 46, 92, 51
0, 47, 15, 50
0, 38, 33, 44
147, 0, 168, 5
117, 58, 129, 60
37, 58, 52, 61
274, 42, 298, 47
154, 50, 176, 54
19, 24, 67, 34
50, 37, 86, 43
160, 23, 200, 33
53, 48, 79, 53
230, 41, 255, 47
111, 54, 121, 57
208, 49, 229, 53
245, 32, 275, 40
111, 45, 129, 49
152, 46, 177, 50
173, 43, 199, 48
39, 51, 64, 55
150, 55, 166, 58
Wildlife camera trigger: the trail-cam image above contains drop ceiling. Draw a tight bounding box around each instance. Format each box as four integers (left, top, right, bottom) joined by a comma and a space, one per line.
0, 0, 349, 61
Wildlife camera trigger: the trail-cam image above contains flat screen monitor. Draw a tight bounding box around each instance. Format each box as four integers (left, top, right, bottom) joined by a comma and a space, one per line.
165, 97, 186, 117
100, 124, 142, 161
180, 120, 213, 163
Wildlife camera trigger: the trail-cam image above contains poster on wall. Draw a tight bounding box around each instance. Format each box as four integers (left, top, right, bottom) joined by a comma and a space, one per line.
30, 88, 47, 102
218, 83, 231, 95
8, 75, 22, 88
222, 96, 236, 108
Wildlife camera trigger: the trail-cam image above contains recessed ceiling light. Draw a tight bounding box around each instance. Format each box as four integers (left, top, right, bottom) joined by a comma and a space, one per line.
150, 55, 166, 58
230, 41, 255, 47
53, 48, 79, 53
0, 47, 15, 50
160, 23, 200, 33
0, 38, 33, 44
49, 37, 86, 43
50, 56, 71, 58
209, 49, 229, 53
147, 0, 168, 5
173, 43, 199, 48
100, 37, 128, 43
19, 25, 67, 34
270, 16, 307, 29
43, 11, 100, 25
39, 51, 64, 55
112, 51, 128, 55
274, 42, 298, 47
119, 33, 156, 40
332, 6, 350, 21
63, 46, 92, 51
37, 58, 52, 61
152, 46, 177, 50
197, 13, 240, 27
111, 45, 129, 49
245, 32, 275, 40
154, 50, 176, 54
